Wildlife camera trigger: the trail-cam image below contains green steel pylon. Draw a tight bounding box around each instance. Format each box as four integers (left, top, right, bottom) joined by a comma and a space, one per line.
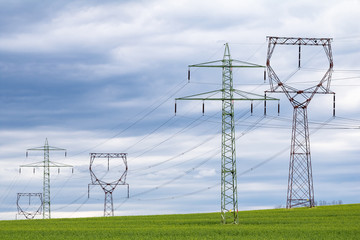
20, 138, 72, 219
176, 43, 278, 224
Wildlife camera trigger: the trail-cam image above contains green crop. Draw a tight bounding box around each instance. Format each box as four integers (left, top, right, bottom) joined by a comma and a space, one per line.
0, 204, 359, 239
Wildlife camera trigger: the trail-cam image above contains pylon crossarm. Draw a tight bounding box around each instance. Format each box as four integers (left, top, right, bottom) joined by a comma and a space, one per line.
189, 59, 224, 67
20, 161, 72, 168
267, 36, 332, 46
93, 175, 127, 187
189, 59, 264, 68
233, 89, 278, 101
46, 161, 72, 168
27, 146, 66, 151
176, 89, 222, 100
20, 161, 44, 167
231, 59, 264, 68
268, 89, 334, 95
90, 153, 127, 158
176, 89, 278, 101
91, 181, 118, 188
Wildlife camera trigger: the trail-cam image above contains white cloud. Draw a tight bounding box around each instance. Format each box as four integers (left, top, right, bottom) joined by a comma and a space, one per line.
195, 168, 216, 178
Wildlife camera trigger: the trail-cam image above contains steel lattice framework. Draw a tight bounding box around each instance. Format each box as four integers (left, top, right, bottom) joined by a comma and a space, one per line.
265, 36, 335, 208
176, 43, 277, 224
20, 138, 72, 219
88, 153, 129, 217
16, 193, 43, 219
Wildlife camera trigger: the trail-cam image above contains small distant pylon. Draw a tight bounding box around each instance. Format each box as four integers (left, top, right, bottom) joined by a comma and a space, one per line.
88, 153, 129, 217
16, 193, 42, 219
19, 138, 73, 219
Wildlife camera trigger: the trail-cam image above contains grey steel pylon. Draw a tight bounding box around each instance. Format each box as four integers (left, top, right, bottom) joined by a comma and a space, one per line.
16, 193, 43, 219
265, 36, 335, 208
20, 138, 72, 219
176, 43, 278, 224
88, 153, 129, 217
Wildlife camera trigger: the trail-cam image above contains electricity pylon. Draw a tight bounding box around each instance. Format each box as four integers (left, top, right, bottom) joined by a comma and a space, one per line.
265, 36, 335, 208
88, 153, 129, 217
16, 193, 42, 219
20, 138, 73, 219
176, 43, 278, 224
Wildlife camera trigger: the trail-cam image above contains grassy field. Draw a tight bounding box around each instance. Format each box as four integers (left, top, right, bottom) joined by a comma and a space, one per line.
0, 204, 359, 239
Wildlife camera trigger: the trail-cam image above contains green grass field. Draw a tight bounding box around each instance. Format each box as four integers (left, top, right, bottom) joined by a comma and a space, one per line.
0, 204, 359, 239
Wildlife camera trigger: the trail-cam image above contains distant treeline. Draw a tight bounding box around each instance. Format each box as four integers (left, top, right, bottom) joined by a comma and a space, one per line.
315, 200, 343, 206
275, 200, 343, 209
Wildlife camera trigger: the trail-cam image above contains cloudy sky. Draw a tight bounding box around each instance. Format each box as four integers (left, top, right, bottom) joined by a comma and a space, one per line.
1, 0, 360, 220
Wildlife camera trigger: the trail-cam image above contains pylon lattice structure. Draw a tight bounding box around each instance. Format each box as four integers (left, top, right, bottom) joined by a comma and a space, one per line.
176, 43, 278, 224
20, 138, 72, 219
88, 153, 129, 217
265, 36, 335, 208
16, 193, 43, 219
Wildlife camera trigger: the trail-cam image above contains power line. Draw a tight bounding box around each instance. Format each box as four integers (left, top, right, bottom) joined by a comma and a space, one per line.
72, 44, 228, 159
123, 115, 176, 153
48, 93, 360, 215
130, 115, 204, 160
126, 116, 335, 203
68, 81, 189, 157
127, 151, 218, 199
39, 99, 347, 216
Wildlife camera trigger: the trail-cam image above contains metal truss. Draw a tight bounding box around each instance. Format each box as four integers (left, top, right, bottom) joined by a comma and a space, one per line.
88, 153, 129, 217
267, 36, 333, 46
20, 138, 72, 219
266, 36, 334, 208
16, 193, 43, 219
176, 43, 278, 224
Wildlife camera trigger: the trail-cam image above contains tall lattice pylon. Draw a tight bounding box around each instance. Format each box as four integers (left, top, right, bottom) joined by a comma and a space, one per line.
20, 138, 72, 219
176, 43, 278, 224
265, 36, 335, 208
